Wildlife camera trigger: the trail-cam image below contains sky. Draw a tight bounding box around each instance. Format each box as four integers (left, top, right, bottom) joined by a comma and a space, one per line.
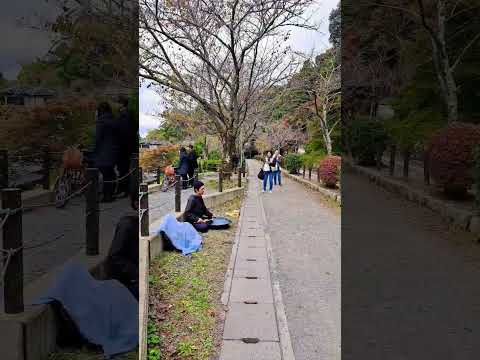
0, 1, 60, 80
139, 0, 339, 137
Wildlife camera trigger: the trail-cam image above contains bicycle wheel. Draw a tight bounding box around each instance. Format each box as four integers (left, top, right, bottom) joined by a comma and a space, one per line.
54, 175, 72, 208
160, 177, 169, 192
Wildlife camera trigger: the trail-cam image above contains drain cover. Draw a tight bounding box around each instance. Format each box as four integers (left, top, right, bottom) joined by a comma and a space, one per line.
244, 301, 258, 304
245, 276, 258, 279
242, 338, 260, 344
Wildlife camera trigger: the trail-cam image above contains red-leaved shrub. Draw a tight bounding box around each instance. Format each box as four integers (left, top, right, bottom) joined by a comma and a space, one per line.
319, 155, 341, 188
428, 123, 480, 198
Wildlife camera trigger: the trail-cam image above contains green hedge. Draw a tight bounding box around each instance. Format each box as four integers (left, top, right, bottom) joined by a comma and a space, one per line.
284, 154, 303, 174
198, 159, 221, 172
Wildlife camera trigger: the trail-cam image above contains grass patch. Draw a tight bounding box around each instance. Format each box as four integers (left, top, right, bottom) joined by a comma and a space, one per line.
148, 196, 242, 360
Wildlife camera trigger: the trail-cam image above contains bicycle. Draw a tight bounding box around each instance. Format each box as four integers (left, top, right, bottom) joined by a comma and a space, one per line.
53, 147, 110, 208
160, 165, 178, 192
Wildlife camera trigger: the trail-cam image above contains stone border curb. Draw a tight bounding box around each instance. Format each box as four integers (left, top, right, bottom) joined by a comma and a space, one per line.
345, 159, 479, 237
280, 169, 341, 204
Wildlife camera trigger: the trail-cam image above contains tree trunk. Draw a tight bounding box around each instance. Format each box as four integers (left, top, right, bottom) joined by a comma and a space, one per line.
403, 150, 410, 179
222, 132, 236, 171
389, 145, 396, 176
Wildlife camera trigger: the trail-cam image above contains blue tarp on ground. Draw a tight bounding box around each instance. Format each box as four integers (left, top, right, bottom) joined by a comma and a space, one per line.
157, 214, 203, 255
33, 261, 138, 357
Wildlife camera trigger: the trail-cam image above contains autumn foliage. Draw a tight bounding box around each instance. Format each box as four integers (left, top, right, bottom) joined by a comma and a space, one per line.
139, 145, 179, 172
319, 155, 341, 188
428, 123, 480, 197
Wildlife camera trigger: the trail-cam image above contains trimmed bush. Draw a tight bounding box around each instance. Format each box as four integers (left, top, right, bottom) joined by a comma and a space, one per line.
349, 119, 387, 166
428, 123, 480, 198
319, 155, 341, 188
284, 153, 303, 174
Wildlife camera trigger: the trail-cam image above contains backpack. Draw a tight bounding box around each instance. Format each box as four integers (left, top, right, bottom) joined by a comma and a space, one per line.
257, 168, 265, 180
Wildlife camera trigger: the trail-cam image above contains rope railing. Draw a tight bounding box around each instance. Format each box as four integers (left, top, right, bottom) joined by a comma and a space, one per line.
0, 154, 140, 314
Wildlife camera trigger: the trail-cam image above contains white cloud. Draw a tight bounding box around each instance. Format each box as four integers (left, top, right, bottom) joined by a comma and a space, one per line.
139, 112, 162, 137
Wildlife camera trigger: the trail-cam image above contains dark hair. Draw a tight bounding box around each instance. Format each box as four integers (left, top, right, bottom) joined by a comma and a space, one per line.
180, 147, 186, 153
188, 144, 194, 149
193, 180, 204, 192
97, 102, 113, 116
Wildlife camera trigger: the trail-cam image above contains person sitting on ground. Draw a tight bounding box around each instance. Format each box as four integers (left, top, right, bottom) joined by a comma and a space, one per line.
183, 180, 213, 233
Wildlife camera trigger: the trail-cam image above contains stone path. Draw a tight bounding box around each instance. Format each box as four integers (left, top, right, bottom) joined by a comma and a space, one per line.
219, 160, 340, 360
342, 169, 480, 359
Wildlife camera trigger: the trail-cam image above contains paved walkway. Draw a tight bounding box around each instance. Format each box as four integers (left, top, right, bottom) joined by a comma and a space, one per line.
342, 169, 480, 359
219, 160, 340, 360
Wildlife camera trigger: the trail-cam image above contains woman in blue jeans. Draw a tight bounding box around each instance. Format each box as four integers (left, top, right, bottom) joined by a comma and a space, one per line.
272, 150, 282, 186
262, 152, 274, 193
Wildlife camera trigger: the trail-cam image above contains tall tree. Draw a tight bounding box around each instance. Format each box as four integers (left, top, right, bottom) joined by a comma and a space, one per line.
139, 0, 316, 164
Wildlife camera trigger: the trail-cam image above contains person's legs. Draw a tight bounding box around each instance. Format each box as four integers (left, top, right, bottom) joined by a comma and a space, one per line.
193, 223, 209, 233
263, 171, 268, 192
116, 158, 130, 195
278, 170, 282, 186
100, 166, 115, 201
268, 171, 273, 191
188, 171, 194, 187
181, 173, 188, 189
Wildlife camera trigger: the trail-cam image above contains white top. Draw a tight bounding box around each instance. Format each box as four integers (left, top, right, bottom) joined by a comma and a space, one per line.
263, 157, 272, 172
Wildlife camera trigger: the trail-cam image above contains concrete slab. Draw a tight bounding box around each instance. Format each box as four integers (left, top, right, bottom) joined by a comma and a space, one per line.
0, 320, 24, 360
236, 245, 268, 260
220, 340, 281, 360
223, 303, 278, 340
234, 260, 270, 279
230, 278, 273, 303
238, 236, 266, 248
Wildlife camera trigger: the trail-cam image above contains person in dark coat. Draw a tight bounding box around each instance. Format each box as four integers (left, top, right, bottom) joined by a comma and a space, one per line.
187, 144, 198, 187
115, 97, 135, 197
95, 102, 119, 202
183, 180, 213, 233
105, 189, 139, 300
177, 147, 190, 189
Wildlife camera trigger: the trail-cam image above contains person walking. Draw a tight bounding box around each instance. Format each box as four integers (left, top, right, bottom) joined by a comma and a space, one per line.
273, 150, 282, 186
262, 151, 274, 193
177, 147, 190, 190
187, 144, 198, 187
95, 102, 119, 202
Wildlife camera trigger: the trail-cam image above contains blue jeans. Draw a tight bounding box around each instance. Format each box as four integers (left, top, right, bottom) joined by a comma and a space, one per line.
273, 170, 281, 185
263, 171, 273, 191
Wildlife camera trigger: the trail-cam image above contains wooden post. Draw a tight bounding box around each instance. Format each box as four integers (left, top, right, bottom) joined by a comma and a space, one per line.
218, 168, 223, 193
237, 166, 242, 188
308, 167, 312, 180
403, 150, 410, 179
424, 151, 430, 185
0, 150, 8, 189
194, 169, 199, 182
156, 168, 161, 184
85, 168, 99, 256
303, 165, 306, 178
140, 183, 149, 237
389, 145, 396, 176
175, 175, 181, 212
376, 148, 382, 170
242, 164, 246, 178
42, 148, 50, 190
2, 188, 24, 313
317, 167, 320, 182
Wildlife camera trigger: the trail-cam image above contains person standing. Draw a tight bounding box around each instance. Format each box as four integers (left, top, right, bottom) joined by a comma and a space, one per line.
115, 96, 134, 197
95, 102, 119, 202
177, 147, 190, 190
262, 151, 274, 193
187, 144, 198, 187
273, 150, 282, 186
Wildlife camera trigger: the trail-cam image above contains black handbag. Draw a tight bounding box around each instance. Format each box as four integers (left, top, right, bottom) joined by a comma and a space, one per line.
258, 168, 265, 180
